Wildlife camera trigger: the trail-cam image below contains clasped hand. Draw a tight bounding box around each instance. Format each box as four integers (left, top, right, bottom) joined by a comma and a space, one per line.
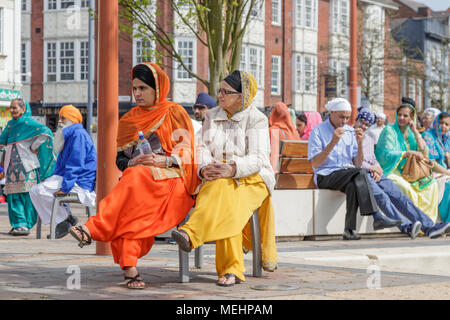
369, 165, 383, 182
129, 153, 167, 168
201, 160, 236, 181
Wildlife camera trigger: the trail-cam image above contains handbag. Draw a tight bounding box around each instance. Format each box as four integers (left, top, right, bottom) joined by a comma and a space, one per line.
401, 155, 434, 183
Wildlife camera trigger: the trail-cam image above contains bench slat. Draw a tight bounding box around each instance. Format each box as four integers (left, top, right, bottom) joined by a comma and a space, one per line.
275, 173, 316, 189
280, 140, 308, 157
279, 158, 313, 173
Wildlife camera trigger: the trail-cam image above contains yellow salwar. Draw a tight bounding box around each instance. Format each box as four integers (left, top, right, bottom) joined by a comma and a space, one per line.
179, 174, 277, 282
388, 170, 439, 222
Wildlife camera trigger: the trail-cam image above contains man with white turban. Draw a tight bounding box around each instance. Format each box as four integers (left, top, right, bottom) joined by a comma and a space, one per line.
30, 105, 97, 239
367, 112, 386, 144
308, 98, 401, 240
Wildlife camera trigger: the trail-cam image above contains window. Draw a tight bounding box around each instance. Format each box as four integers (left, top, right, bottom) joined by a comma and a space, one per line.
80, 0, 89, 8
175, 39, 195, 80
416, 79, 422, 111
21, 42, 31, 83
331, 0, 349, 35
22, 0, 30, 12
61, 0, 75, 9
47, 0, 57, 10
408, 78, 415, 100
240, 45, 264, 88
329, 59, 348, 97
134, 39, 153, 65
271, 56, 281, 95
272, 0, 281, 25
80, 41, 89, 80
295, 0, 317, 29
294, 54, 317, 93
47, 42, 57, 82
249, 1, 264, 19
60, 42, 75, 80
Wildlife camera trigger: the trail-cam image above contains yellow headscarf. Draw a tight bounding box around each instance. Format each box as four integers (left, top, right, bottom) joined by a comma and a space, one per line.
240, 71, 257, 112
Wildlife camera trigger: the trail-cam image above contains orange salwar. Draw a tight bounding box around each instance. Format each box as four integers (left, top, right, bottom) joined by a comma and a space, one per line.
85, 165, 194, 269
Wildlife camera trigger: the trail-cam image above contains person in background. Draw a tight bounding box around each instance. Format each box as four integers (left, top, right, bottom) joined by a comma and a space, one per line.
0, 99, 56, 236
301, 112, 323, 141
421, 111, 450, 222
30, 105, 97, 239
308, 98, 400, 241
367, 112, 386, 145
356, 106, 450, 239
191, 92, 217, 135
420, 107, 441, 132
296, 112, 308, 141
375, 98, 441, 223
269, 102, 300, 170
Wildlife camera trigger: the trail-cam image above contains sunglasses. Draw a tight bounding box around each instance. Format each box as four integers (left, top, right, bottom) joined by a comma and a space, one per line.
217, 88, 240, 96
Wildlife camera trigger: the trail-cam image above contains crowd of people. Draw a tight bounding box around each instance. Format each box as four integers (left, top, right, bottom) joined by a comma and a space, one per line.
0, 62, 449, 290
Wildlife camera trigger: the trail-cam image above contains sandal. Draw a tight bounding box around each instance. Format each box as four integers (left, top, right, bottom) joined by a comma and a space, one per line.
124, 274, 145, 290
11, 227, 30, 236
69, 226, 92, 248
216, 273, 242, 287
171, 229, 192, 252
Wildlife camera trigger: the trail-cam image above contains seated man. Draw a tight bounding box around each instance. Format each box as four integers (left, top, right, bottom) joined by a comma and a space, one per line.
30, 105, 97, 239
355, 107, 450, 239
308, 98, 401, 240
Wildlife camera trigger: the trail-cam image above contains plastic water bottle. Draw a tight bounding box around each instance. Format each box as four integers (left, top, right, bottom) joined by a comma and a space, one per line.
137, 131, 152, 155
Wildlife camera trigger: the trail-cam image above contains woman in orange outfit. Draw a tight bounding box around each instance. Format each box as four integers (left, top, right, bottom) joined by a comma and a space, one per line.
69, 62, 200, 289
268, 102, 301, 170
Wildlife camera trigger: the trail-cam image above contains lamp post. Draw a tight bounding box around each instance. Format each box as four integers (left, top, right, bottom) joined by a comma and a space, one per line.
95, 0, 119, 256
349, 0, 358, 124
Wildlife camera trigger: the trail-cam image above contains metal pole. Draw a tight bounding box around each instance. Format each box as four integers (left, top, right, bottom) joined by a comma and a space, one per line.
96, 0, 119, 256
87, 0, 95, 137
349, 0, 358, 124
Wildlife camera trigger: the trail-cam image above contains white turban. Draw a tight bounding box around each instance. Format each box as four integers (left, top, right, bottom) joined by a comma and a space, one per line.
376, 113, 386, 120
423, 107, 441, 119
325, 98, 351, 112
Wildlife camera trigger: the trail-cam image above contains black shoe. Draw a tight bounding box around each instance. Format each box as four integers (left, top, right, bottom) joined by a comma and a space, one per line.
66, 214, 79, 227
343, 229, 361, 240
407, 221, 422, 239
47, 220, 72, 239
373, 217, 403, 230
428, 222, 450, 239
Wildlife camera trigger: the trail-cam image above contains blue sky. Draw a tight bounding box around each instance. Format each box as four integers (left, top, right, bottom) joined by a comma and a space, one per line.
419, 0, 450, 11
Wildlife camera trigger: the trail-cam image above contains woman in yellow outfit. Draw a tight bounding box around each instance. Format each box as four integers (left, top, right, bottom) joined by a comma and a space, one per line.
172, 70, 277, 287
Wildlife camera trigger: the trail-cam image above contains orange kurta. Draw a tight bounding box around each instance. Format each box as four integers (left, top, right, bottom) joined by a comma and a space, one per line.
85, 62, 200, 269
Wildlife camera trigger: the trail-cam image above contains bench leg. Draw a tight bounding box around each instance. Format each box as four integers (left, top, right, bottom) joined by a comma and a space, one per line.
194, 245, 203, 269
49, 198, 61, 239
36, 216, 41, 239
179, 247, 190, 283
251, 210, 262, 278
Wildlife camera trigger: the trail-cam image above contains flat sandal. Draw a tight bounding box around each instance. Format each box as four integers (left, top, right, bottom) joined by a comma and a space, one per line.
69, 226, 92, 248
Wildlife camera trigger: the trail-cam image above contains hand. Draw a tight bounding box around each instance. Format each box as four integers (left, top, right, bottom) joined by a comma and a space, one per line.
409, 120, 419, 134
369, 166, 383, 182
355, 128, 365, 145
53, 190, 67, 197
405, 150, 424, 161
331, 127, 345, 145
202, 160, 235, 181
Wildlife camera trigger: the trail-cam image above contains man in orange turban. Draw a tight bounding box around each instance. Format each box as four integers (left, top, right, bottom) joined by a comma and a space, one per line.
30, 104, 96, 239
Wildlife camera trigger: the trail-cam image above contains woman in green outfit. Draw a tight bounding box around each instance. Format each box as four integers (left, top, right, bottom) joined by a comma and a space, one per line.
0, 99, 56, 236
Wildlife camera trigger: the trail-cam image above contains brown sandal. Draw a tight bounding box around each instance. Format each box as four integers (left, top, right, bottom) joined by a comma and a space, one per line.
69, 226, 92, 248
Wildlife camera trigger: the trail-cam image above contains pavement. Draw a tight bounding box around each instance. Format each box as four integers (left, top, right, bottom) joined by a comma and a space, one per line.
1, 203, 450, 301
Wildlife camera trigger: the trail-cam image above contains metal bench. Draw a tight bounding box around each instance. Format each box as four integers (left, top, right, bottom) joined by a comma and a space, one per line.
36, 193, 95, 239
177, 209, 262, 283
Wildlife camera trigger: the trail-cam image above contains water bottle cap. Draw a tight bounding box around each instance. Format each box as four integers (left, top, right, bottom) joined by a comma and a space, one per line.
138, 131, 144, 138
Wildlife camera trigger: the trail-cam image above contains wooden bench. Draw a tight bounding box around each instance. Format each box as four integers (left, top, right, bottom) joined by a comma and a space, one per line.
275, 140, 316, 189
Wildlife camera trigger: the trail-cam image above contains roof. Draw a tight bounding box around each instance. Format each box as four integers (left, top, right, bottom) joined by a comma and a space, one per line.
360, 0, 399, 10
396, 0, 427, 12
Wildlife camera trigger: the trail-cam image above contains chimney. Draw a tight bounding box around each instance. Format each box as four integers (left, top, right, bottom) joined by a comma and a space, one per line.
418, 7, 431, 17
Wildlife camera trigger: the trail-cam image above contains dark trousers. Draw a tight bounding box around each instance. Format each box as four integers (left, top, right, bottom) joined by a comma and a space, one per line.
317, 168, 378, 230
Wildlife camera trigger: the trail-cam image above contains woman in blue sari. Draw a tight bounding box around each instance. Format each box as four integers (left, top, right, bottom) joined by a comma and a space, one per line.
422, 111, 450, 222
0, 99, 56, 236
